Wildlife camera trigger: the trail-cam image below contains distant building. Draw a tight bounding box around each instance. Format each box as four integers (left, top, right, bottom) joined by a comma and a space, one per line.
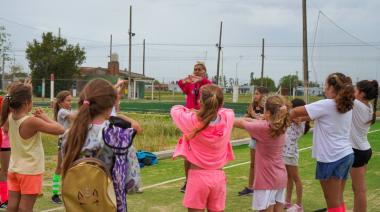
295, 86, 323, 96
78, 54, 154, 99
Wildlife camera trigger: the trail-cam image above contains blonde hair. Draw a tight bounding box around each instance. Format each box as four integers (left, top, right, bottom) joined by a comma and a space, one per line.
195, 61, 207, 72
186, 84, 223, 140
265, 95, 291, 137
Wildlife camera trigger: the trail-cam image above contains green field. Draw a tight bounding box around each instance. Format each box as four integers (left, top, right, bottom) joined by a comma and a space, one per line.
11, 121, 380, 212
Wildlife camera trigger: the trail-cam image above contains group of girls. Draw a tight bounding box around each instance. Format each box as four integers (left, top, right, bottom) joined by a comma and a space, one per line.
0, 78, 141, 211
176, 65, 378, 212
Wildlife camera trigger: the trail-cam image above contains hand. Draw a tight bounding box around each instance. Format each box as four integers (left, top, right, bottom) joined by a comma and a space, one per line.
23, 78, 32, 88
183, 75, 192, 84
33, 108, 48, 120
190, 75, 202, 83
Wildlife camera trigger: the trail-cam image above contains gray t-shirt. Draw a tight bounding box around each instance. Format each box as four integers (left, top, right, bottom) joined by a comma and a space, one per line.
283, 122, 305, 159
58, 108, 71, 130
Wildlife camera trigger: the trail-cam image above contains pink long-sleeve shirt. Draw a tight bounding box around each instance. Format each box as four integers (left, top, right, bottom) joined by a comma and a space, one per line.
171, 105, 235, 170
178, 78, 212, 110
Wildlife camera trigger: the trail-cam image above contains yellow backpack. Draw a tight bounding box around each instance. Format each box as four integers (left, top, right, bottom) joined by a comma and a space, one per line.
62, 157, 117, 212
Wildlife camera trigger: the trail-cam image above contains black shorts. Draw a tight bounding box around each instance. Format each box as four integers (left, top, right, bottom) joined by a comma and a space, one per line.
352, 148, 372, 168
0, 147, 11, 151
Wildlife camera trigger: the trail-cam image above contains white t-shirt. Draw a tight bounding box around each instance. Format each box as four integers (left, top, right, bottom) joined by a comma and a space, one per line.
58, 108, 71, 138
305, 99, 353, 163
350, 100, 373, 150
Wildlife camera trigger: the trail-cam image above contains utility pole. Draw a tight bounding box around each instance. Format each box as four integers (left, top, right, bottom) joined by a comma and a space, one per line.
143, 39, 146, 76
58, 27, 61, 38
302, 0, 309, 102
109, 34, 113, 62
260, 38, 265, 86
128, 5, 133, 99
216, 21, 223, 85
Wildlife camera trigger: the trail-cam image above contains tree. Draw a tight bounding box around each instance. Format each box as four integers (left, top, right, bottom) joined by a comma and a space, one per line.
250, 77, 276, 92
10, 64, 28, 80
26, 32, 86, 96
308, 81, 320, 87
279, 74, 302, 94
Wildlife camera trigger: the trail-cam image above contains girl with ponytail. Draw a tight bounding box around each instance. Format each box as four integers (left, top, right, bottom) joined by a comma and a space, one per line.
171, 84, 235, 212
290, 73, 355, 211
235, 95, 290, 211
61, 79, 141, 211
51, 90, 76, 204
350, 80, 378, 212
2, 80, 64, 211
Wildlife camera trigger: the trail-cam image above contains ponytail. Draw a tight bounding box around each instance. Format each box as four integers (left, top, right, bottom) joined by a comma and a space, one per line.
326, 73, 354, 113
266, 96, 291, 137
62, 103, 92, 176
356, 80, 378, 125
186, 84, 223, 140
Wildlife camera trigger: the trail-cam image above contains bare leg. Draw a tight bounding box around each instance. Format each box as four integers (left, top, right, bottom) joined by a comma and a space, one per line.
260, 204, 274, 212
285, 165, 294, 205
18, 194, 38, 212
319, 178, 343, 208
6, 191, 21, 212
287, 165, 303, 206
248, 149, 255, 188
274, 202, 284, 212
351, 166, 368, 212
54, 150, 62, 175
0, 151, 10, 181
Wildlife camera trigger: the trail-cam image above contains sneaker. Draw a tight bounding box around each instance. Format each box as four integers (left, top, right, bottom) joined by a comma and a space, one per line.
51, 194, 62, 204
0, 201, 7, 208
238, 187, 254, 196
180, 182, 187, 193
287, 204, 303, 212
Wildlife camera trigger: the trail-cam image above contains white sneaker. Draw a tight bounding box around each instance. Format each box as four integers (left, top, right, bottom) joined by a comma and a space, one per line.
286, 204, 303, 212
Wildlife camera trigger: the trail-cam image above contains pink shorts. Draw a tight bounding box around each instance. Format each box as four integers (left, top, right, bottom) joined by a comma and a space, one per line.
0, 132, 10, 150
183, 169, 226, 211
8, 172, 43, 195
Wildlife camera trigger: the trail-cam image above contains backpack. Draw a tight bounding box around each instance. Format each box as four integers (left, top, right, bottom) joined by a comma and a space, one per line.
136, 151, 158, 168
61, 157, 117, 212
103, 117, 136, 212
62, 122, 116, 212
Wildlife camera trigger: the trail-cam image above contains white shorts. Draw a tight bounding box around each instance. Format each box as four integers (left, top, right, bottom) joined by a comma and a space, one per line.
252, 189, 285, 210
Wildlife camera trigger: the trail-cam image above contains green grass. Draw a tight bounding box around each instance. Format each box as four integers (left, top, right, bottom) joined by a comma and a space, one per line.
24, 121, 380, 211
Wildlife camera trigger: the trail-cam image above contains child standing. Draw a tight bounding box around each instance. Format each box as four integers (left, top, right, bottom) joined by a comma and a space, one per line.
0, 95, 9, 208
178, 61, 212, 193
350, 80, 378, 212
51, 90, 76, 204
1, 81, 64, 212
171, 84, 235, 211
238, 86, 268, 196
61, 79, 142, 212
283, 99, 310, 211
235, 95, 290, 211
290, 73, 354, 212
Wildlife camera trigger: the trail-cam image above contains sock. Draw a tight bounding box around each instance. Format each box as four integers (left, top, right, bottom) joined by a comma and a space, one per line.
327, 206, 341, 212
340, 202, 346, 212
52, 174, 61, 196
0, 181, 8, 203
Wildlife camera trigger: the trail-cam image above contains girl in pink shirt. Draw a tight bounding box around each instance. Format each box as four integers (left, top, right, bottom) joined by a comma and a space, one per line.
235, 95, 291, 212
177, 61, 212, 193
171, 84, 235, 212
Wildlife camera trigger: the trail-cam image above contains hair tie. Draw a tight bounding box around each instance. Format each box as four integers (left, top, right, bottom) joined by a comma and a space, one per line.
83, 100, 90, 105
5, 95, 12, 101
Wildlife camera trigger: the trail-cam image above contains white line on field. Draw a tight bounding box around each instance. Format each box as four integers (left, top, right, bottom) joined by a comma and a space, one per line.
39, 129, 379, 212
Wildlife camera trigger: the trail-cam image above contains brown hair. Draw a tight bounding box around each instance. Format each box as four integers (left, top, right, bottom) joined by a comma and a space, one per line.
62, 79, 117, 176
291, 98, 310, 134
186, 84, 223, 140
1, 83, 32, 127
326, 73, 354, 113
356, 80, 379, 125
265, 95, 291, 137
53, 90, 71, 121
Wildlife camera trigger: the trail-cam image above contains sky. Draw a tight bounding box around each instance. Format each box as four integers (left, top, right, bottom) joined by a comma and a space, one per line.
1, 0, 380, 86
